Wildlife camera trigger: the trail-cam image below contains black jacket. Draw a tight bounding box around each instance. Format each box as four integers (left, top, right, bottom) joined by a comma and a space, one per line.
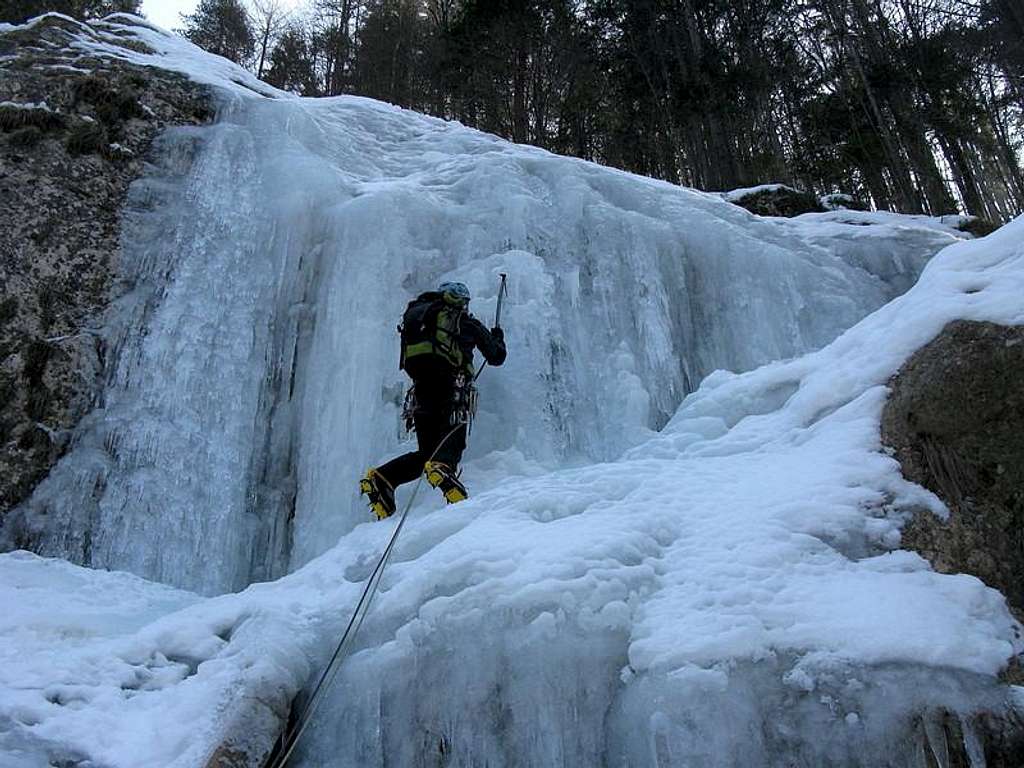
407, 302, 506, 410
456, 313, 507, 369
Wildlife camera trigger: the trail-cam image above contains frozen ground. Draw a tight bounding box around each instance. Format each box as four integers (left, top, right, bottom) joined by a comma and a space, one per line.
1, 15, 1022, 768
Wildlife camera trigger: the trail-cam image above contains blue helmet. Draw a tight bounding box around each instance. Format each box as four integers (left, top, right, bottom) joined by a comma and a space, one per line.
438, 281, 471, 305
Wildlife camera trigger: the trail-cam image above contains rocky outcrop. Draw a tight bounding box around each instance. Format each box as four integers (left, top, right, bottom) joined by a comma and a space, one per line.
726, 184, 829, 217
0, 15, 215, 524
202, 690, 292, 768
881, 320, 1024, 625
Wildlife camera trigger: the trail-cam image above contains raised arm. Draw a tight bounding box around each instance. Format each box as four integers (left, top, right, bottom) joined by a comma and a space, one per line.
465, 315, 507, 366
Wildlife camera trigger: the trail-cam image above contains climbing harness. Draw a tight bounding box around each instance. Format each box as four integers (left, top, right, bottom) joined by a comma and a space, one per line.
451, 371, 478, 432
401, 386, 417, 433
400, 377, 476, 435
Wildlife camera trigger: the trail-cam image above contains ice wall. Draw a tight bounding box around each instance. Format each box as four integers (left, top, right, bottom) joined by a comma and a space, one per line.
290, 218, 1024, 768
5, 85, 967, 595
4, 215, 1021, 767
2, 19, 1020, 768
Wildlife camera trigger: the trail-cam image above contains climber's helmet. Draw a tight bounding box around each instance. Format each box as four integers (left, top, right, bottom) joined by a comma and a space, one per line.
438, 281, 471, 307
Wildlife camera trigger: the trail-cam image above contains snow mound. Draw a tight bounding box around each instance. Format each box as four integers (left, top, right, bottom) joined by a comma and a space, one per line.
722, 183, 798, 202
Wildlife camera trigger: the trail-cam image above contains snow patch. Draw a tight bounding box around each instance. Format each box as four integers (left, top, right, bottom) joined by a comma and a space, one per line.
721, 182, 797, 202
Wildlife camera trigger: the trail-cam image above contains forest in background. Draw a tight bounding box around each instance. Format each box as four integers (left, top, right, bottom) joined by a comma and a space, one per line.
4, 0, 1023, 222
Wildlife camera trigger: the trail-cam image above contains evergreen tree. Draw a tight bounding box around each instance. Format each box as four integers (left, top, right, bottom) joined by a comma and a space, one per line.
353, 0, 423, 108
265, 24, 317, 94
180, 0, 255, 66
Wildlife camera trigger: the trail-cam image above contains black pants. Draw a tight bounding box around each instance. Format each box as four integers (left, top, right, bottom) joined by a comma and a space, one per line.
376, 380, 467, 488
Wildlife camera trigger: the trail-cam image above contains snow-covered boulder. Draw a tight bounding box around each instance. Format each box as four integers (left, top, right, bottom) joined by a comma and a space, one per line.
882, 320, 1024, 622
722, 183, 826, 217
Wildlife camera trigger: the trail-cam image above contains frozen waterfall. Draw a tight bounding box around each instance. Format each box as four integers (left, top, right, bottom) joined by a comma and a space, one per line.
2, 16, 1021, 768
8, 89, 958, 596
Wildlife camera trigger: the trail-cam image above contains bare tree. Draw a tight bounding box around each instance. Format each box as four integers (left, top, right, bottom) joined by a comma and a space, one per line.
250, 0, 290, 79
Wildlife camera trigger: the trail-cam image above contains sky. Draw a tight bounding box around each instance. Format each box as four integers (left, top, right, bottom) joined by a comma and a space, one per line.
140, 0, 304, 33
140, 0, 197, 31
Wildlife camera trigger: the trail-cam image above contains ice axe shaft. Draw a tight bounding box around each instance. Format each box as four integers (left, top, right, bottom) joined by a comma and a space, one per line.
475, 274, 508, 383
494, 273, 508, 328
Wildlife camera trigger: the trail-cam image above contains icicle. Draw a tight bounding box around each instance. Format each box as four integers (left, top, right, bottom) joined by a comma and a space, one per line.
922, 712, 951, 768
959, 714, 988, 768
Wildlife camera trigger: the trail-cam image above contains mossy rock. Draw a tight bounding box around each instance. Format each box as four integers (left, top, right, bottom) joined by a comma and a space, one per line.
731, 186, 826, 217
0, 10, 220, 522
7, 125, 44, 148
958, 217, 1001, 238
0, 103, 64, 132
193, 102, 217, 123
22, 338, 53, 384
881, 320, 1024, 620
0, 296, 18, 327
73, 76, 144, 126
0, 372, 15, 406
65, 120, 108, 156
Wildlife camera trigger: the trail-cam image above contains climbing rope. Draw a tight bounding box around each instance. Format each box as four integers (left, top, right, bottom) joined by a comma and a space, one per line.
266, 424, 465, 768
267, 274, 508, 767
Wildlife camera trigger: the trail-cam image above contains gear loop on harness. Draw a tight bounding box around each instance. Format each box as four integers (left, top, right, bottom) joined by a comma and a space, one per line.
401, 386, 417, 433
450, 371, 478, 433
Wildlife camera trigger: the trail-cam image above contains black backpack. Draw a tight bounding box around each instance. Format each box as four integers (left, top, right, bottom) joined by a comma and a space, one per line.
399, 292, 468, 375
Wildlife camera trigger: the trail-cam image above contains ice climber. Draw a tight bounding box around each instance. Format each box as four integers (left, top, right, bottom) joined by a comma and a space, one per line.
360, 281, 507, 519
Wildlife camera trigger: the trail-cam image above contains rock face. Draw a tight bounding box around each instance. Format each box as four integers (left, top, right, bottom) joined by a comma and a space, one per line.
729, 185, 828, 217
881, 320, 1024, 623
0, 15, 214, 524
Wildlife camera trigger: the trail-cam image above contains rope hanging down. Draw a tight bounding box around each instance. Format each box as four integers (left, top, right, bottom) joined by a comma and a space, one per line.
266, 273, 508, 767
266, 424, 463, 768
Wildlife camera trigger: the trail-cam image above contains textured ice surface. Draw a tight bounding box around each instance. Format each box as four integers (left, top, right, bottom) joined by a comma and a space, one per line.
1, 16, 1022, 768
7, 18, 967, 595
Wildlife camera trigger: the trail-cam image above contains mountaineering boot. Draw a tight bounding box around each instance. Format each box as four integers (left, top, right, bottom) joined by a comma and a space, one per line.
423, 461, 468, 504
360, 469, 396, 520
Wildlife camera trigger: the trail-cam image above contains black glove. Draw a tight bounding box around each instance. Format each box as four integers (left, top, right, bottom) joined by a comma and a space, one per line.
490, 326, 504, 341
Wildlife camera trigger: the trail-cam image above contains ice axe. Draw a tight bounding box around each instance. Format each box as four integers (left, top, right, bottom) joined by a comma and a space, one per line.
474, 273, 508, 383
493, 272, 509, 328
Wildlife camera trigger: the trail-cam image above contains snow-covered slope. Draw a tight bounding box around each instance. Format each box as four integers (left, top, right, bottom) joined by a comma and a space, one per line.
1, 15, 1021, 768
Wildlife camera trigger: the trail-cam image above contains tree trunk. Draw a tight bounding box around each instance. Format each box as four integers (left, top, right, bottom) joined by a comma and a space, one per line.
937, 134, 986, 219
